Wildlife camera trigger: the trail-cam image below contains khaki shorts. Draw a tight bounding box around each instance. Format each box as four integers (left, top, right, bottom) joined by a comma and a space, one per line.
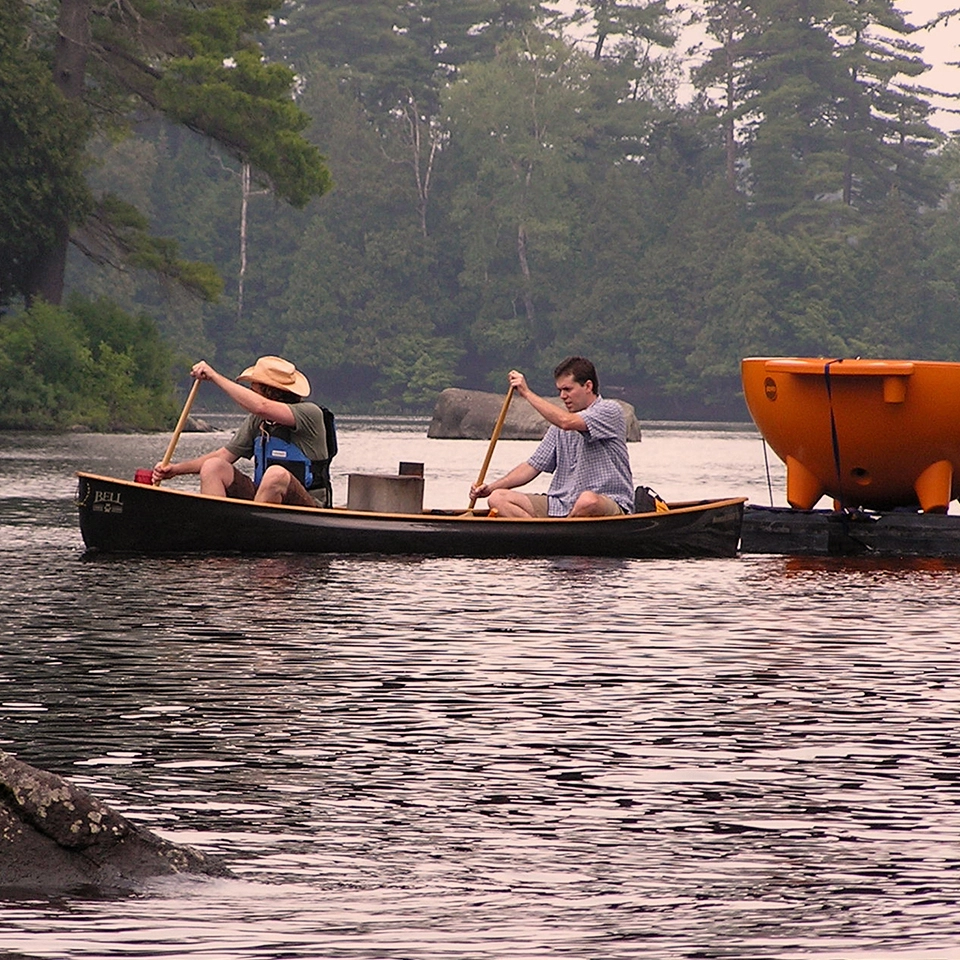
594, 495, 626, 516
528, 494, 624, 518
528, 494, 551, 517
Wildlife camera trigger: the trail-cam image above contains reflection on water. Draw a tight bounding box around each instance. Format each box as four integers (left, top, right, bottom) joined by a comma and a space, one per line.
1, 427, 960, 959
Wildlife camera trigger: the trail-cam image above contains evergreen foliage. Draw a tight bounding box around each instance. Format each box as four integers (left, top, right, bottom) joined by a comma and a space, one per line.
6, 0, 960, 423
5, 0, 332, 306
0, 297, 182, 430
0, 0, 90, 307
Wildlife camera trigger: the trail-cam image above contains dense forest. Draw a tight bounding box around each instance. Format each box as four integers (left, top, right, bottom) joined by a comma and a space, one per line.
3, 0, 960, 426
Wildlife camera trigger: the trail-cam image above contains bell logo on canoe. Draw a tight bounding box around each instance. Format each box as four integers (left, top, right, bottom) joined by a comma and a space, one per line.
92, 490, 123, 514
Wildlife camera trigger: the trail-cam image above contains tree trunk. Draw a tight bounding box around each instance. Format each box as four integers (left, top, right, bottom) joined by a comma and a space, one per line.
517, 220, 536, 329
843, 48, 861, 207
27, 0, 91, 305
724, 47, 736, 189
402, 97, 440, 239
238, 163, 250, 326
513, 159, 537, 341
718, 19, 737, 192
54, 0, 91, 100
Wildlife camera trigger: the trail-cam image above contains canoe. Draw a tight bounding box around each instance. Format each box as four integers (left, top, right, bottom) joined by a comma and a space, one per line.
76, 472, 746, 558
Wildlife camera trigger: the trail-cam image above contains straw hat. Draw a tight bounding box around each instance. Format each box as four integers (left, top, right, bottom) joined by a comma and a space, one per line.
237, 356, 310, 398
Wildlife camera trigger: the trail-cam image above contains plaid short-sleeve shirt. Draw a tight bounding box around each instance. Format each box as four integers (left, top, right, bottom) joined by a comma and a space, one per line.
526, 397, 634, 516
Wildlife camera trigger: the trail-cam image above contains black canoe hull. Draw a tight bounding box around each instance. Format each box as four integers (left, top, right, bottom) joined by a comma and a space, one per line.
76, 473, 745, 558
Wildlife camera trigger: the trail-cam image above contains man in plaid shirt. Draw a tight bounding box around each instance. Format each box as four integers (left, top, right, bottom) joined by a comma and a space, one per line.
470, 357, 634, 517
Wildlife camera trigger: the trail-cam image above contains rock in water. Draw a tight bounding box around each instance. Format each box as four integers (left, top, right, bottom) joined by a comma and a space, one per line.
0, 751, 231, 890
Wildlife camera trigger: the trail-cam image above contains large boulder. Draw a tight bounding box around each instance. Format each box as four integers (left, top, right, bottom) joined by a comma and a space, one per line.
428, 388, 642, 441
0, 751, 231, 891
185, 415, 215, 432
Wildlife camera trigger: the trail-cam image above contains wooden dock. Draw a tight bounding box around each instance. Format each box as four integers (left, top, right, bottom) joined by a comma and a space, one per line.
741, 505, 960, 558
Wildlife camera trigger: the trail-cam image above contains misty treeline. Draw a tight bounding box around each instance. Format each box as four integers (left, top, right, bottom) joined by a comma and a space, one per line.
5, 0, 960, 424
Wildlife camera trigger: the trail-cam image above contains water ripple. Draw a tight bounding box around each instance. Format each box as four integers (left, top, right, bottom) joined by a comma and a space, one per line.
2, 432, 960, 957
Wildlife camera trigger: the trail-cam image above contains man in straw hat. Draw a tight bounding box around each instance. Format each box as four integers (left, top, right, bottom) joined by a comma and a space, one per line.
152, 356, 333, 507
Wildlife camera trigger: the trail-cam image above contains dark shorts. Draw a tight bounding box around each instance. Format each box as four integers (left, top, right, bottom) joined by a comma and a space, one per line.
226, 467, 325, 508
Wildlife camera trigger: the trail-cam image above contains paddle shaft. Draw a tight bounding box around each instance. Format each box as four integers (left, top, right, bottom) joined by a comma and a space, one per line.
155, 378, 201, 484
468, 385, 515, 510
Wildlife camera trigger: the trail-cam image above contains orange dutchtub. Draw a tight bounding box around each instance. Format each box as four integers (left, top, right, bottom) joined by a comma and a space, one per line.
741, 357, 960, 513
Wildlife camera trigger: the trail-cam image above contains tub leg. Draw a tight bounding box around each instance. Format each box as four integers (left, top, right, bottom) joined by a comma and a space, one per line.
786, 455, 825, 510
914, 459, 952, 514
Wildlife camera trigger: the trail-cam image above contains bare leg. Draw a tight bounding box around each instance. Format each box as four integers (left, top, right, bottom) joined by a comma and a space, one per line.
255, 465, 316, 506
199, 458, 241, 497
488, 489, 538, 518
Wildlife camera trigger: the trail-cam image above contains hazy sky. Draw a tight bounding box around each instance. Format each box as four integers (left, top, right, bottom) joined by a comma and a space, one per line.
900, 2, 959, 132
561, 1, 959, 133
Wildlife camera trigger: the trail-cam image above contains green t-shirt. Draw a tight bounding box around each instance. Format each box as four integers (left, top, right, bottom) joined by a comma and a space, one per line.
225, 402, 328, 462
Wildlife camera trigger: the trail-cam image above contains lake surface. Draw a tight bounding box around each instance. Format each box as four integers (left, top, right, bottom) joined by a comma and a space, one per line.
1, 418, 959, 959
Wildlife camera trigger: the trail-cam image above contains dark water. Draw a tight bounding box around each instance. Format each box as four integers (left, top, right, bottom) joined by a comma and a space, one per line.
2, 422, 959, 959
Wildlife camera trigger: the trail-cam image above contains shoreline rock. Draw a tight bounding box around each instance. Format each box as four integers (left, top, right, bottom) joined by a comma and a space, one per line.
0, 751, 231, 892
428, 388, 642, 441
185, 415, 215, 432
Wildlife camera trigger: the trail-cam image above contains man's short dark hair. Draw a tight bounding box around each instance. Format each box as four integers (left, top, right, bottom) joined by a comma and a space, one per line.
554, 356, 598, 394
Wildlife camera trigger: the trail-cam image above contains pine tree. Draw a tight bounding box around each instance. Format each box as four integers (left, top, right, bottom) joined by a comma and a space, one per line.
265, 0, 551, 236
16, 0, 332, 306
693, 0, 941, 220
830, 0, 942, 210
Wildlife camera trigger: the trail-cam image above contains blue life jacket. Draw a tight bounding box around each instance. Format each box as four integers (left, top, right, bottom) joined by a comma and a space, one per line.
254, 424, 322, 491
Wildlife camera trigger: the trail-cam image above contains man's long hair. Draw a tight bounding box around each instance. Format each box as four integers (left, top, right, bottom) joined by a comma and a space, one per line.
258, 383, 302, 404
554, 356, 598, 395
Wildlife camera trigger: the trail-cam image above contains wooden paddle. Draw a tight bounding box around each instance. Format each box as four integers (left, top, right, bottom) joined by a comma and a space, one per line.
154, 378, 201, 485
467, 384, 515, 512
